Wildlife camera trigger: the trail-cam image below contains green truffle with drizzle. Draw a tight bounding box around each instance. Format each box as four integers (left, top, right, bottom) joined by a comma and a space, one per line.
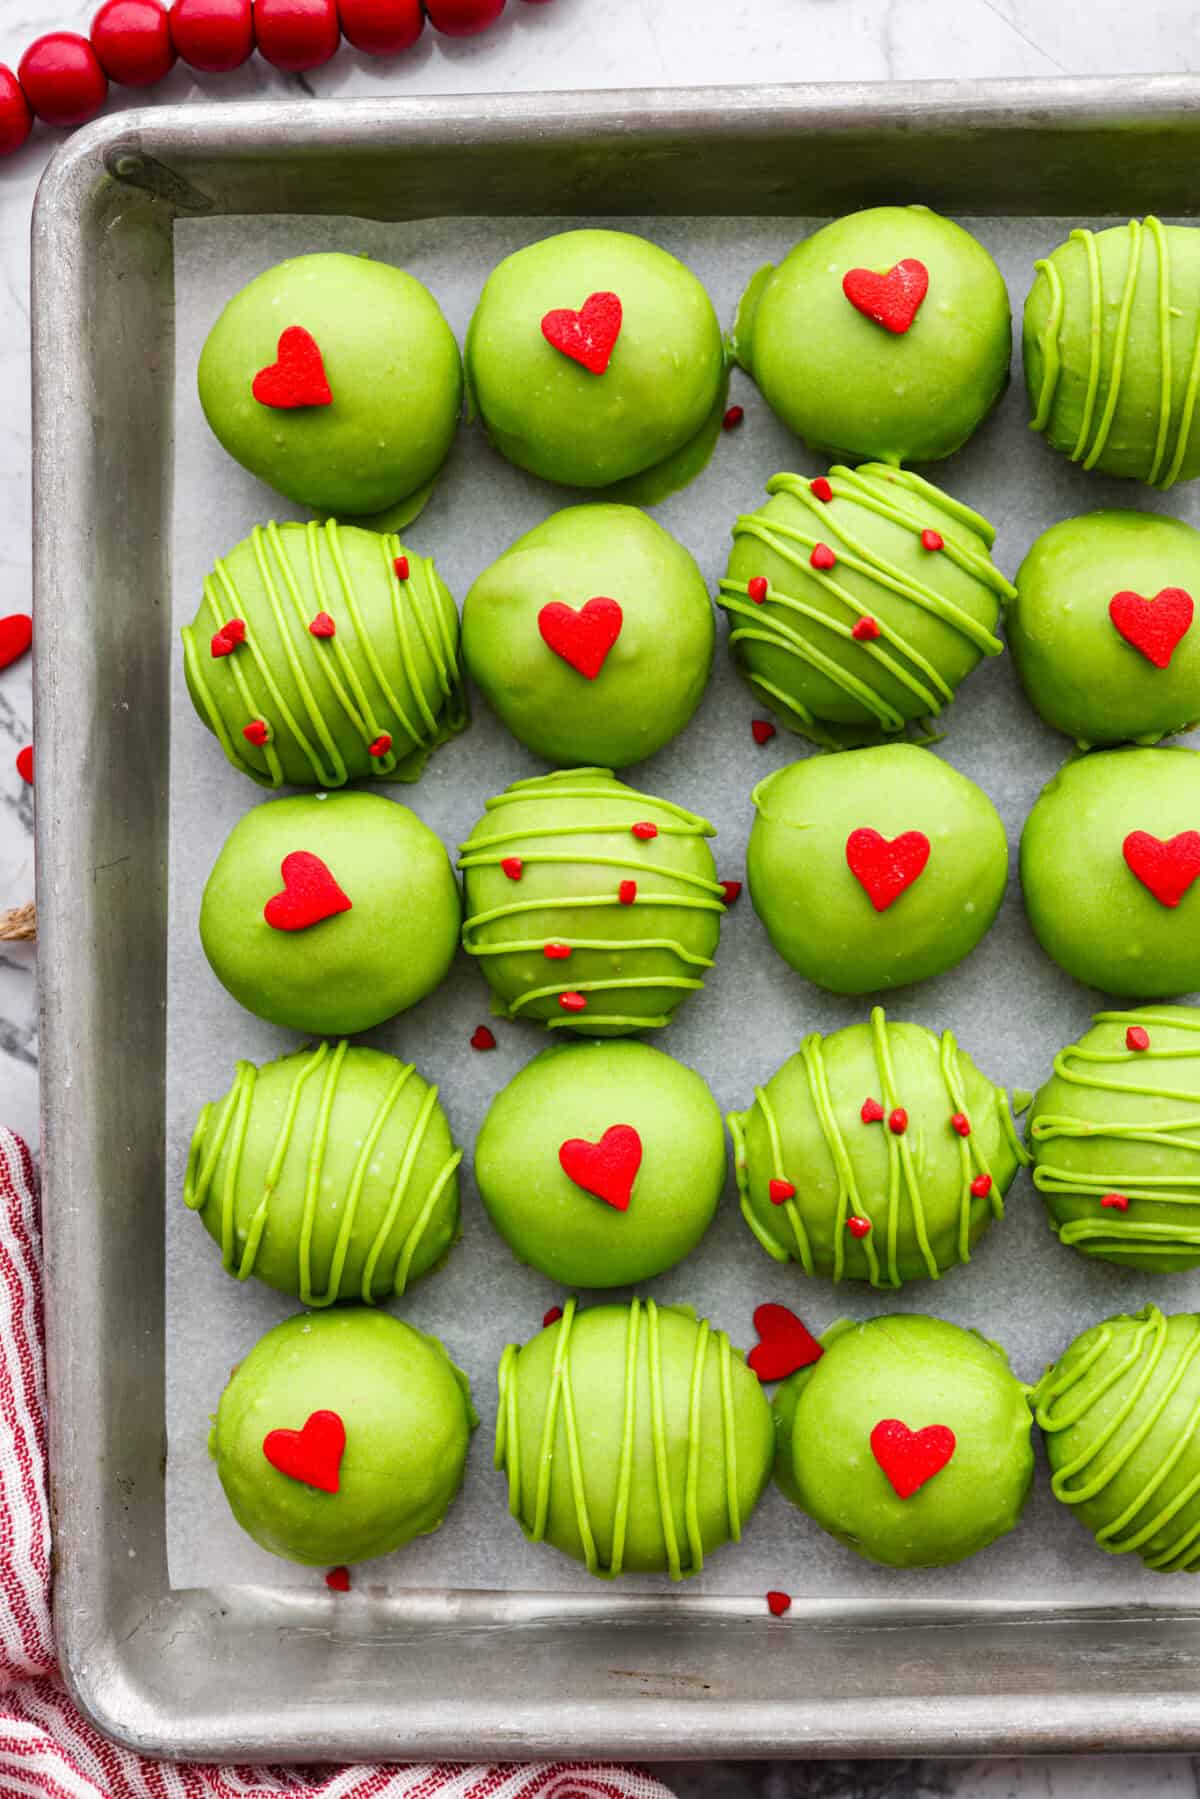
728, 1007, 1031, 1288
717, 465, 1014, 749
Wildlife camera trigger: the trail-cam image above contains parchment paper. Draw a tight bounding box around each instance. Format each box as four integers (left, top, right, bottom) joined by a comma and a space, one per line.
168, 211, 1200, 1603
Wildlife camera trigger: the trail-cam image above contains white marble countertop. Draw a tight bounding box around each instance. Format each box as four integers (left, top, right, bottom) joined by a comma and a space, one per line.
4, 0, 1200, 1789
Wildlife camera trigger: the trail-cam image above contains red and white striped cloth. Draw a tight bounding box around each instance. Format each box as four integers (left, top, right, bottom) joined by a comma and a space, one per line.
0, 1125, 678, 1799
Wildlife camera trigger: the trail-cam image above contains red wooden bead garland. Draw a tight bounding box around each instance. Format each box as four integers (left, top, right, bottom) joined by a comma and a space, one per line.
338, 0, 424, 53
91, 0, 175, 86
0, 67, 33, 153
424, 0, 506, 35
255, 0, 340, 71
169, 0, 254, 72
19, 33, 108, 127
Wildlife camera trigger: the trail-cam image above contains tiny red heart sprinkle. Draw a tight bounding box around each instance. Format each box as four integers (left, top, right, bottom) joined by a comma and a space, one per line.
619, 880, 637, 905
394, 555, 410, 581
369, 734, 392, 757
846, 826, 931, 912
541, 290, 623, 374
769, 1178, 796, 1205
721, 880, 743, 905
920, 528, 945, 552
211, 618, 246, 658
502, 857, 523, 881
846, 1215, 872, 1238
951, 1112, 971, 1137
1109, 587, 1194, 669
262, 1408, 345, 1493
810, 543, 837, 571
538, 596, 623, 679
252, 325, 333, 409
543, 1305, 564, 1327
309, 612, 336, 638
263, 851, 353, 932
1102, 1193, 1130, 1211
811, 477, 833, 502
766, 1589, 793, 1616
1123, 830, 1200, 908
843, 258, 930, 334
631, 821, 658, 841
970, 1172, 992, 1198
470, 1025, 497, 1051
1126, 1025, 1151, 1052
325, 1566, 351, 1592
559, 991, 587, 1012
888, 1107, 908, 1135
870, 1417, 956, 1499
722, 404, 744, 430
559, 1123, 642, 1210
747, 576, 769, 604
15, 745, 32, 785
860, 1098, 885, 1124
0, 613, 32, 670
748, 1303, 824, 1382
544, 941, 572, 960
242, 719, 269, 745
752, 719, 776, 745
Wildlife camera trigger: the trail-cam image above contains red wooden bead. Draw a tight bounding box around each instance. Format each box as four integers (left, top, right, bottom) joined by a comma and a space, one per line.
92, 0, 175, 85
169, 0, 254, 71
424, 0, 506, 35
19, 34, 108, 128
255, 0, 340, 70
0, 67, 33, 155
338, 0, 424, 53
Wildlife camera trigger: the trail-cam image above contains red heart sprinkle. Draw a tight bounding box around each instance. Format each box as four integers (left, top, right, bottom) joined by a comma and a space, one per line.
748, 577, 769, 604
211, 618, 246, 658
502, 857, 523, 881
889, 1108, 908, 1135
1123, 830, 1200, 908
559, 991, 587, 1012
860, 1098, 885, 1124
722, 404, 744, 430
810, 543, 837, 571
541, 290, 623, 375
766, 1589, 793, 1616
846, 1215, 872, 1238
870, 1417, 956, 1499
951, 1112, 971, 1137
619, 880, 637, 905
843, 258, 930, 334
15, 745, 32, 785
470, 1025, 497, 1051
748, 1303, 824, 1382
544, 941, 572, 960
263, 1410, 345, 1493
252, 325, 333, 409
721, 880, 743, 905
538, 596, 623, 680
752, 719, 776, 745
0, 613, 32, 670
242, 719, 269, 745
559, 1123, 642, 1211
921, 529, 945, 552
970, 1173, 992, 1198
1126, 1025, 1151, 1052
309, 612, 336, 638
769, 1178, 796, 1205
1109, 587, 1194, 669
263, 851, 353, 932
631, 821, 658, 840
1102, 1193, 1130, 1211
394, 555, 410, 581
846, 827, 931, 912
369, 734, 392, 756
543, 1305, 564, 1327
852, 615, 881, 642
811, 477, 833, 503
325, 1566, 351, 1592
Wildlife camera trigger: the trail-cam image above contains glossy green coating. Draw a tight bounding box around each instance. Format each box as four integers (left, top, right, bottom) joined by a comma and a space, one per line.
1024, 219, 1200, 488
495, 1298, 774, 1579
182, 518, 466, 788
1030, 1005, 1200, 1272
457, 768, 726, 1036
210, 1309, 476, 1566
185, 1042, 461, 1303
729, 1006, 1029, 1287
747, 744, 1008, 996
1008, 510, 1200, 748
200, 791, 461, 1035
734, 206, 1011, 466
774, 1314, 1034, 1568
475, 1040, 724, 1287
465, 229, 725, 491
198, 253, 462, 518
1035, 1305, 1200, 1570
718, 464, 1012, 748
1020, 745, 1200, 999
462, 504, 714, 768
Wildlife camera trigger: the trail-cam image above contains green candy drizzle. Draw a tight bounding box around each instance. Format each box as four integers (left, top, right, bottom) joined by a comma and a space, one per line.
494, 1296, 742, 1581
183, 1039, 461, 1304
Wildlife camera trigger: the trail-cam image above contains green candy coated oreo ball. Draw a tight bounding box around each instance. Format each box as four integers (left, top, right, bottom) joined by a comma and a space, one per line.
465, 229, 725, 493
200, 791, 461, 1035
211, 1309, 475, 1567
495, 1297, 773, 1579
185, 1041, 462, 1303
462, 504, 714, 768
718, 464, 1012, 748
198, 252, 462, 518
747, 744, 1008, 996
734, 206, 1011, 466
1025, 218, 1200, 488
1035, 1304, 1200, 1570
1020, 745, 1200, 998
457, 768, 726, 1036
1030, 1005, 1200, 1271
475, 1040, 724, 1288
182, 518, 467, 789
774, 1314, 1034, 1568
729, 1005, 1029, 1287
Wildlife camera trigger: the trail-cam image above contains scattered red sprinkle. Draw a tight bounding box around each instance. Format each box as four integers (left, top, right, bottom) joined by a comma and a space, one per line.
325, 1566, 351, 1592
369, 734, 392, 756
559, 1124, 642, 1212
19, 33, 108, 127
747, 576, 769, 604
1126, 1025, 1151, 1052
470, 1024, 497, 1051
920, 528, 945, 552
810, 543, 837, 571
337, 0, 424, 53
748, 1303, 824, 1382
888, 1107, 908, 1136
846, 827, 931, 912
851, 615, 881, 641
722, 405, 745, 430
860, 1098, 885, 1124
618, 880, 637, 905
559, 992, 587, 1013
0, 614, 32, 671
15, 745, 32, 786
846, 1215, 872, 1239
543, 942, 572, 960
1109, 587, 1194, 670
210, 618, 245, 658
91, 0, 176, 87
843, 258, 930, 335
721, 880, 743, 905
752, 719, 776, 745
540, 290, 623, 375
870, 1417, 955, 1498
253, 0, 340, 70
0, 68, 32, 155
950, 1112, 971, 1137
543, 1305, 564, 1327
766, 1590, 793, 1617
393, 555, 410, 581
1102, 1193, 1130, 1211
242, 719, 269, 746
263, 851, 352, 932
501, 857, 523, 881
811, 477, 833, 503
309, 612, 336, 638
970, 1173, 992, 1199
768, 1178, 796, 1206
1123, 830, 1200, 909
169, 0, 255, 72
631, 821, 658, 841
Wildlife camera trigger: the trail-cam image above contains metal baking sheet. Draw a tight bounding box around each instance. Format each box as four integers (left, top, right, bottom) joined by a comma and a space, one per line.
33, 79, 1200, 1763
